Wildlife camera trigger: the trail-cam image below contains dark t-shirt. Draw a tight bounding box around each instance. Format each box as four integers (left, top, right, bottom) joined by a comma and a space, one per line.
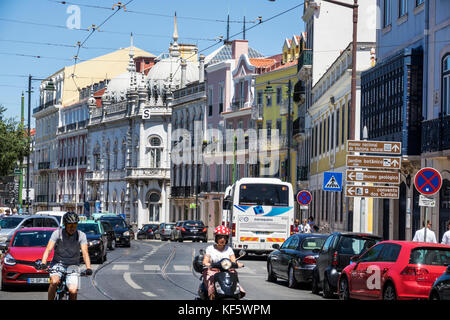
50, 228, 87, 266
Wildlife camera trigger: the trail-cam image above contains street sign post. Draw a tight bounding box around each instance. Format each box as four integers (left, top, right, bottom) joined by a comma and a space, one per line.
345, 185, 399, 199
346, 155, 401, 170
347, 140, 401, 154
345, 170, 400, 184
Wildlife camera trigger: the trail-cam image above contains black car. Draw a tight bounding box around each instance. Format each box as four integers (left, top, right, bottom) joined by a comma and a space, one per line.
99, 220, 116, 250
312, 232, 382, 298
99, 216, 132, 247
137, 224, 159, 240
429, 265, 450, 300
267, 233, 328, 288
171, 220, 207, 242
77, 222, 108, 264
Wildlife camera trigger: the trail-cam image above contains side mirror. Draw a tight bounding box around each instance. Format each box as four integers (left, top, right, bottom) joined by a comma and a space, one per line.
238, 250, 246, 258
199, 249, 205, 255
272, 244, 280, 250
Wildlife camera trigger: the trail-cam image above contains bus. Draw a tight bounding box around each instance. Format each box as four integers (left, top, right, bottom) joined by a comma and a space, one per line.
221, 185, 233, 229
223, 178, 295, 255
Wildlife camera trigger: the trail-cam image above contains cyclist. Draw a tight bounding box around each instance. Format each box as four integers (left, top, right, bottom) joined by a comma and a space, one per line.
40, 211, 92, 300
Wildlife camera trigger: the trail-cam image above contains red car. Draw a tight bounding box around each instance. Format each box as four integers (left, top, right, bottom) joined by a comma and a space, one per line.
338, 241, 450, 300
1, 227, 56, 290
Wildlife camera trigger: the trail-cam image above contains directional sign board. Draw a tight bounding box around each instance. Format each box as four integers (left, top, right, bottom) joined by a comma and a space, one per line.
346, 155, 401, 170
323, 172, 343, 192
296, 190, 312, 206
347, 140, 401, 154
345, 170, 400, 185
414, 167, 442, 196
345, 185, 399, 199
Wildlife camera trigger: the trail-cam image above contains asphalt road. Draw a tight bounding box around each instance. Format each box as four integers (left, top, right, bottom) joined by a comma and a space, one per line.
0, 240, 327, 300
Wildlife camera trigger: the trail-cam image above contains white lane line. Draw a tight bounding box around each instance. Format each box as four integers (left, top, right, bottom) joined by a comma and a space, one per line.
173, 265, 190, 271
239, 267, 256, 274
142, 291, 156, 297
144, 265, 161, 271
123, 272, 142, 290
112, 264, 129, 271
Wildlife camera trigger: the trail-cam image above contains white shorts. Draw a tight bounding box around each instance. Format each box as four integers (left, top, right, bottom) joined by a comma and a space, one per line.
49, 263, 80, 288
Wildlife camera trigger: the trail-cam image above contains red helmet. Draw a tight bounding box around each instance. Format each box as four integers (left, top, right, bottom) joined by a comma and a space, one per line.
214, 226, 230, 236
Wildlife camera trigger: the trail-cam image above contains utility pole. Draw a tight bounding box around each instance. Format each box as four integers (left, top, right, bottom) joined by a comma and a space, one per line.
287, 79, 292, 184
18, 93, 24, 210
26, 75, 32, 213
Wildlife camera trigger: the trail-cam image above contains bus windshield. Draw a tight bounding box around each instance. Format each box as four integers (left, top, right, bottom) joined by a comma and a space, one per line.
239, 184, 289, 206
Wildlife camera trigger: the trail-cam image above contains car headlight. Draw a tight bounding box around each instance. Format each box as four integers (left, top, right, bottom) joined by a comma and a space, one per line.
0, 236, 8, 243
220, 259, 232, 271
123, 231, 130, 237
4, 253, 16, 266
89, 240, 101, 246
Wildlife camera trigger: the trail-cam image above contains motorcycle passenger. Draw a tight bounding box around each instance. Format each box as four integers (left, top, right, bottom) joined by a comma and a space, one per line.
40, 212, 92, 300
202, 226, 245, 300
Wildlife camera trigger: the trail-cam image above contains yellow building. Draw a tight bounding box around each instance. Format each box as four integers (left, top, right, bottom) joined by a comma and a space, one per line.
254, 35, 304, 187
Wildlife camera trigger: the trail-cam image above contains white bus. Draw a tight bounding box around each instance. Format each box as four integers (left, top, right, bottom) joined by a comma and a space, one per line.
223, 178, 295, 255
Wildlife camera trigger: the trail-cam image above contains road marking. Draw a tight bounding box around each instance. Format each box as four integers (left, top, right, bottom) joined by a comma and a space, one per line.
144, 265, 161, 271
112, 264, 129, 271
173, 265, 190, 271
123, 272, 142, 290
142, 291, 156, 297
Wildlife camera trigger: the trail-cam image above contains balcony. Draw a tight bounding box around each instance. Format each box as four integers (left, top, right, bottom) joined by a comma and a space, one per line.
126, 168, 169, 180
38, 162, 50, 170
297, 50, 312, 81
231, 99, 244, 112
33, 99, 57, 114
422, 115, 450, 153
36, 195, 48, 203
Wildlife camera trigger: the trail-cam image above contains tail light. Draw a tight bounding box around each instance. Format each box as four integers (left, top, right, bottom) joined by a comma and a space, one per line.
162, 229, 165, 233
401, 266, 429, 276
232, 223, 236, 237
332, 251, 338, 267
202, 228, 207, 232
176, 227, 180, 230
303, 255, 316, 264
181, 227, 186, 232
290, 225, 294, 235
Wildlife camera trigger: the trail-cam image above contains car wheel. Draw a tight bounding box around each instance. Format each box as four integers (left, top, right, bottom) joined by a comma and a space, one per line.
338, 277, 350, 300
322, 276, 333, 299
383, 283, 397, 300
179, 238, 183, 242
1, 281, 11, 291
429, 290, 440, 300
287, 266, 298, 288
311, 272, 320, 295
267, 262, 277, 282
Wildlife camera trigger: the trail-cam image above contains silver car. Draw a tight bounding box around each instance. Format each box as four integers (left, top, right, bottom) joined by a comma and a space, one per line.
0, 215, 59, 251
155, 223, 176, 241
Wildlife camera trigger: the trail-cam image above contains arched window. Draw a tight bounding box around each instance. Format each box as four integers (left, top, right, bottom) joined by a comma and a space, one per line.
93, 143, 101, 171
113, 140, 118, 170
149, 136, 162, 168
147, 192, 161, 222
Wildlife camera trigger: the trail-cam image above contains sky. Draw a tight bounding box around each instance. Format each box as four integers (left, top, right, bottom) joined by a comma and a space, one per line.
0, 0, 305, 126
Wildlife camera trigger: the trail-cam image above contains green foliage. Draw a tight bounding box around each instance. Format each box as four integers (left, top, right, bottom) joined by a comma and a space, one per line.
0, 105, 29, 176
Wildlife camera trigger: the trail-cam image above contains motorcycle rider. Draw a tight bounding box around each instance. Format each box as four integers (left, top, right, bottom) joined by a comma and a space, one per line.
202, 226, 245, 300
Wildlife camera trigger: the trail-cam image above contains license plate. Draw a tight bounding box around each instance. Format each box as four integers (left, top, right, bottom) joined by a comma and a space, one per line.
191, 229, 198, 232
27, 278, 50, 284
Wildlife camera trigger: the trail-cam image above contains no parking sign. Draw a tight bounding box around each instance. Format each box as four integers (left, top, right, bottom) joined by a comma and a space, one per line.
414, 167, 442, 196
296, 190, 312, 206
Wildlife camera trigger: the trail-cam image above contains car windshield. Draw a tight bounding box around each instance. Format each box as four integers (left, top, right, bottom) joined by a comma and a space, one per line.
301, 237, 326, 250
103, 218, 127, 229
409, 248, 450, 266
337, 236, 380, 256
0, 217, 24, 229
239, 184, 289, 206
185, 221, 204, 227
77, 224, 100, 235
11, 230, 54, 247
165, 224, 175, 229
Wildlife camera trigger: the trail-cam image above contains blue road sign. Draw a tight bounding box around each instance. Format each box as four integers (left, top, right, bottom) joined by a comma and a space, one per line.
414, 167, 442, 196
323, 172, 343, 192
296, 190, 312, 205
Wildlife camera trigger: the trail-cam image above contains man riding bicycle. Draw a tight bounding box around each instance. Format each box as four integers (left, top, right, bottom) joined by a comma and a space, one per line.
40, 212, 92, 300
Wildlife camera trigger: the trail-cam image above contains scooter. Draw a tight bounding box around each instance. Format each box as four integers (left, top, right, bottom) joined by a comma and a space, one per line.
193, 249, 246, 300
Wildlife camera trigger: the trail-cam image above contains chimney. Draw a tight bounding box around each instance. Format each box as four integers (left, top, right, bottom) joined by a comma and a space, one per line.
231, 40, 248, 63
199, 54, 205, 83
180, 59, 187, 88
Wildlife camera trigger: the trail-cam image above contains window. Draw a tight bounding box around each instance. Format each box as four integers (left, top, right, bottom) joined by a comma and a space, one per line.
359, 244, 385, 262
443, 55, 450, 115
321, 235, 335, 254
257, 90, 263, 105
347, 100, 351, 141
149, 136, 162, 168
266, 120, 272, 140
208, 87, 213, 116
219, 85, 224, 114
379, 243, 402, 262
276, 87, 282, 105
148, 193, 161, 222
281, 236, 293, 249
383, 0, 392, 27
399, 0, 407, 17
336, 108, 340, 147
288, 236, 299, 250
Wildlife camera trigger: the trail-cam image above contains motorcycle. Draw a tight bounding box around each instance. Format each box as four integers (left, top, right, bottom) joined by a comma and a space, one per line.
193, 249, 246, 300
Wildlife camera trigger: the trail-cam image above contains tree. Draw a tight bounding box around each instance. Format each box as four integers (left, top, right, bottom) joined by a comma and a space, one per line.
0, 105, 29, 176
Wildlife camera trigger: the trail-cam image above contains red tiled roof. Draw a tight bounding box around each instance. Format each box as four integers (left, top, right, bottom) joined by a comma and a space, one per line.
249, 58, 277, 67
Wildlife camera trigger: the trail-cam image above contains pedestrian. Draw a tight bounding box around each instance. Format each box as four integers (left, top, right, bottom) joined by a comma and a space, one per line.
302, 219, 311, 233
413, 220, 437, 243
441, 221, 450, 245
293, 219, 302, 233
308, 216, 319, 233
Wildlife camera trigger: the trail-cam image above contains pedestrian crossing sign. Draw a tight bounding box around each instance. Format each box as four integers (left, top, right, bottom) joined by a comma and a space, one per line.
323, 172, 343, 192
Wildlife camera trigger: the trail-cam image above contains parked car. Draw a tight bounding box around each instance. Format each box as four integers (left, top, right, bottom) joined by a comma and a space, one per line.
99, 220, 116, 250
312, 232, 382, 298
170, 221, 184, 241
77, 219, 108, 264
137, 224, 160, 240
96, 215, 132, 247
429, 264, 450, 300
34, 211, 66, 226
155, 223, 176, 241
338, 241, 450, 300
267, 233, 328, 288
1, 227, 56, 290
0, 215, 60, 251
171, 220, 207, 242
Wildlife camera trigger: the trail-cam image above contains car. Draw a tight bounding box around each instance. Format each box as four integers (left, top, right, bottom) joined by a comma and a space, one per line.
429, 264, 450, 300
0, 215, 60, 251
155, 223, 176, 241
1, 227, 56, 290
312, 232, 382, 298
338, 241, 450, 300
170, 221, 184, 242
137, 224, 160, 240
267, 233, 329, 288
99, 220, 116, 250
171, 220, 207, 243
77, 219, 108, 264
96, 214, 132, 247
35, 211, 66, 226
